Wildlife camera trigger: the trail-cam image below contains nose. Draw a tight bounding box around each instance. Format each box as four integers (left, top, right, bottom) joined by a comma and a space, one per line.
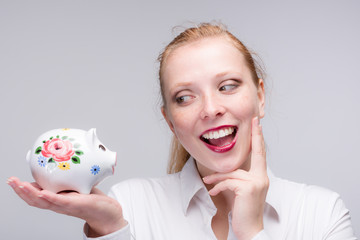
200, 95, 225, 119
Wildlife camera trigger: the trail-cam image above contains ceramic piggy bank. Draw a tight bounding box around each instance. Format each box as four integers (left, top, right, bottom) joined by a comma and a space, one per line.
26, 128, 117, 194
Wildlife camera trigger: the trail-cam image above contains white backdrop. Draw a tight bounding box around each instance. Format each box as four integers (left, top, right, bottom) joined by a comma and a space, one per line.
1, 0, 359, 238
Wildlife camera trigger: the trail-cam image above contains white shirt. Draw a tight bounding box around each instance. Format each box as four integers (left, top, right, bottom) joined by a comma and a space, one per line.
84, 158, 357, 240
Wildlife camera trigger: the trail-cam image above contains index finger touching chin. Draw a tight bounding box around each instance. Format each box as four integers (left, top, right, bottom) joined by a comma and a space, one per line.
249, 117, 267, 175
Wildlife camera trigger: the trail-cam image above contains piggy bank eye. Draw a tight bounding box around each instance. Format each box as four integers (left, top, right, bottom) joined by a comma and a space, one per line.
99, 144, 106, 151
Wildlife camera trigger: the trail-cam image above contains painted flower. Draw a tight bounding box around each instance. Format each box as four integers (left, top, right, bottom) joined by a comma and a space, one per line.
41, 138, 75, 162
91, 165, 100, 175
58, 162, 70, 170
37, 155, 47, 167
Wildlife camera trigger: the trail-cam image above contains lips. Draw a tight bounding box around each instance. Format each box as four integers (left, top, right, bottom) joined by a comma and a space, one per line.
200, 126, 238, 153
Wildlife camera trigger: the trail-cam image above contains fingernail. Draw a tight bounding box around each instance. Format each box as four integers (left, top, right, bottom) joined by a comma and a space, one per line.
256, 116, 261, 126
208, 189, 215, 196
7, 181, 15, 188
19, 185, 29, 193
202, 176, 209, 183
38, 194, 43, 198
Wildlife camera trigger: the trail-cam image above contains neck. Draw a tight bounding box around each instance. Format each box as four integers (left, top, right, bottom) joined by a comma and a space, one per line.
211, 188, 234, 212
196, 169, 235, 213
193, 156, 251, 212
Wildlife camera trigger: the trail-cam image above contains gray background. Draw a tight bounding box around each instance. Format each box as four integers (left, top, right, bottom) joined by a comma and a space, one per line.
1, 0, 359, 239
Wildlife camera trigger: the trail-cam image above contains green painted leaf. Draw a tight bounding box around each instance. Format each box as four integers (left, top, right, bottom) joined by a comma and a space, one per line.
42, 140, 46, 143
48, 158, 55, 163
62, 136, 68, 140
72, 156, 80, 164
50, 136, 53, 140
75, 150, 84, 156
56, 135, 60, 138
35, 146, 42, 154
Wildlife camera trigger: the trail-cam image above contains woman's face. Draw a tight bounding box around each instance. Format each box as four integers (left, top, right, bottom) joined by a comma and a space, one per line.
161, 37, 265, 177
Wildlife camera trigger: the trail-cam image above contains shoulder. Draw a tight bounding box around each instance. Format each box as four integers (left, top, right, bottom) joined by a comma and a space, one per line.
297, 183, 349, 224
270, 175, 352, 235
272, 174, 343, 211
274, 175, 342, 206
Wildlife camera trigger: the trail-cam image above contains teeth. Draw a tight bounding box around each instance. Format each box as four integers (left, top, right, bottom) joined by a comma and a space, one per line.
202, 127, 235, 140
219, 129, 225, 138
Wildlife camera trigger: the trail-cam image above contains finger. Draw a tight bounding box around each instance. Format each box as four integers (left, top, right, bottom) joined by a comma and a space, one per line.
249, 117, 267, 175
37, 190, 79, 215
8, 177, 37, 197
7, 177, 53, 209
203, 169, 251, 184
30, 182, 43, 190
208, 179, 248, 196
90, 187, 106, 196
8, 177, 42, 193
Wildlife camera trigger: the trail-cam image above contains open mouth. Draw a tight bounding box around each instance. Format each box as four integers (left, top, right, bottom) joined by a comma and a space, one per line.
200, 126, 238, 152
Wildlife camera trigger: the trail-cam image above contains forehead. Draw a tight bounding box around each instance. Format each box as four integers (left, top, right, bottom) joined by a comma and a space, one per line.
162, 37, 249, 82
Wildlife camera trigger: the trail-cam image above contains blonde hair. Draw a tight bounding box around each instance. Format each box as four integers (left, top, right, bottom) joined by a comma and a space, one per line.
158, 22, 265, 174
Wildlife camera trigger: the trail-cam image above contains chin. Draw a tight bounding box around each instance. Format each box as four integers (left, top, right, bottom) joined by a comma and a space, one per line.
213, 157, 247, 173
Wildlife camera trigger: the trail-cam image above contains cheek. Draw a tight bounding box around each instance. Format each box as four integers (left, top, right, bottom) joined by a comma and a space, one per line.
169, 109, 194, 137
232, 94, 259, 119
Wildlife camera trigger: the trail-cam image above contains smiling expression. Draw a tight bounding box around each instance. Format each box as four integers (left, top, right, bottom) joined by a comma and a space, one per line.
161, 37, 265, 177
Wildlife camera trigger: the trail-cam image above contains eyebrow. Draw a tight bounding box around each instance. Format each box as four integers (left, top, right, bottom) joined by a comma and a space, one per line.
172, 82, 192, 88
215, 71, 242, 79
170, 82, 193, 95
215, 71, 229, 78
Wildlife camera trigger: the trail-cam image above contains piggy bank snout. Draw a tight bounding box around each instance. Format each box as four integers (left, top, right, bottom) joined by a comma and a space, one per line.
100, 150, 117, 175
110, 151, 117, 174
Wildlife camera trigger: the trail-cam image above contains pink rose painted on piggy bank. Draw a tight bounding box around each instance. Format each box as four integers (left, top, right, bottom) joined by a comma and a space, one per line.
26, 128, 117, 194
41, 138, 75, 162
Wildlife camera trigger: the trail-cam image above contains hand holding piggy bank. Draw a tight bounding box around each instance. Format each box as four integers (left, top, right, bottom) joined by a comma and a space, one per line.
26, 128, 117, 194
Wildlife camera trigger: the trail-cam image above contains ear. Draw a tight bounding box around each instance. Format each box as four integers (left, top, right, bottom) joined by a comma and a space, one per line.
86, 128, 97, 145
257, 79, 265, 118
161, 106, 175, 134
26, 150, 31, 163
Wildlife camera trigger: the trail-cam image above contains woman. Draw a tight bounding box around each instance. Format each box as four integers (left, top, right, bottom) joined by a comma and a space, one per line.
8, 23, 356, 239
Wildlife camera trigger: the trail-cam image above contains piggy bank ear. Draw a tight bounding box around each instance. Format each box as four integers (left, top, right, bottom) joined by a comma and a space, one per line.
86, 128, 98, 145
26, 150, 31, 163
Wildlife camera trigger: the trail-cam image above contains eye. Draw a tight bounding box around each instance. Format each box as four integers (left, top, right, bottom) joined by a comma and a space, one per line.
219, 84, 237, 92
175, 95, 193, 104
99, 144, 106, 151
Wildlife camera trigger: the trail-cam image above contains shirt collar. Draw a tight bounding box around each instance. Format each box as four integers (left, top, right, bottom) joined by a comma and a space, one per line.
179, 157, 281, 219
180, 157, 211, 215
265, 168, 282, 220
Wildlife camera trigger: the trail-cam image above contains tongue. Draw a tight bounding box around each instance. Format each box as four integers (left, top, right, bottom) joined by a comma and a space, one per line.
208, 134, 234, 147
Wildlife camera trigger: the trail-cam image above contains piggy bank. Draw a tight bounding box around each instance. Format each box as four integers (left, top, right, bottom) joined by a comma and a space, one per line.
26, 128, 117, 194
